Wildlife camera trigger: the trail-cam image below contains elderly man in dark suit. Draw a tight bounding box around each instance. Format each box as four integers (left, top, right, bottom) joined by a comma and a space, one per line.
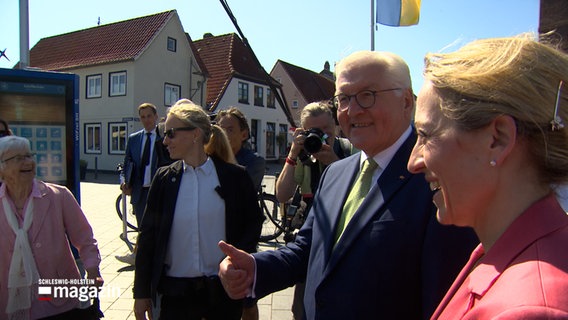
218, 51, 478, 319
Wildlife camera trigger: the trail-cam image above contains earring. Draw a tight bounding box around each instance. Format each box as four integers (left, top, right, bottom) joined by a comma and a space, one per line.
489, 160, 496, 167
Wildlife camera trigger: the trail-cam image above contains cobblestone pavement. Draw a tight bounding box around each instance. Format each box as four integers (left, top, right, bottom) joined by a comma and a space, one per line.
79, 170, 294, 320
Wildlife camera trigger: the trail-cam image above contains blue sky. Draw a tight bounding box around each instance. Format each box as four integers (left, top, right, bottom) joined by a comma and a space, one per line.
0, 0, 539, 93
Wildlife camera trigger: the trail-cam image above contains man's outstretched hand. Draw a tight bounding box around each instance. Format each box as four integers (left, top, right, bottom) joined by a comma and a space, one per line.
218, 241, 255, 299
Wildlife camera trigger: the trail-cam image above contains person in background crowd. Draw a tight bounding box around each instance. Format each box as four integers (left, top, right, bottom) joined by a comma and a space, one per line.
408, 34, 568, 319
0, 135, 102, 319
133, 99, 263, 320
218, 51, 478, 319
116, 103, 161, 266
0, 119, 13, 137
216, 107, 266, 190
215, 106, 265, 320
156, 117, 174, 168
276, 101, 353, 213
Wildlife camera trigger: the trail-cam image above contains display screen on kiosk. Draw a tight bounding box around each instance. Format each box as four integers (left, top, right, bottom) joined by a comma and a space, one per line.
0, 68, 80, 200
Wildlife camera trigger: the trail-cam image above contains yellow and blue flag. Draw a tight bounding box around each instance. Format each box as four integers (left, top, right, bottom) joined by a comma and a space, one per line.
376, 0, 421, 27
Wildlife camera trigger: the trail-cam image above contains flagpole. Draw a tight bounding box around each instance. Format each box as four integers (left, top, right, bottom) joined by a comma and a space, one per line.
19, 0, 29, 68
371, 0, 375, 51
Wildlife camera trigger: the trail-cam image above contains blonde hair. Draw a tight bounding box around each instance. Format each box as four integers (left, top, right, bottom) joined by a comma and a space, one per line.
205, 125, 237, 164
168, 99, 213, 144
300, 101, 334, 128
424, 33, 568, 185
168, 99, 235, 163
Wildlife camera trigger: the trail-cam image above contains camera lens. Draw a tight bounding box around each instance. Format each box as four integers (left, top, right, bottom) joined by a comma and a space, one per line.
302, 128, 326, 154
304, 134, 323, 154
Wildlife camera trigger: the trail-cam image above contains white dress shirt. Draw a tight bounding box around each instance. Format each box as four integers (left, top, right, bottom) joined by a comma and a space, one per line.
165, 157, 226, 277
141, 130, 156, 187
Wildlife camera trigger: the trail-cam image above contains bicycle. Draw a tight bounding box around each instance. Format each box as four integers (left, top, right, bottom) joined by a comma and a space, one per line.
115, 193, 138, 231
115, 163, 137, 252
115, 164, 286, 243
258, 185, 285, 242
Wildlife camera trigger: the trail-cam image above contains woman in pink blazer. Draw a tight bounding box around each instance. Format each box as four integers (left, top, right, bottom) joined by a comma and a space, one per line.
0, 135, 102, 319
408, 34, 568, 319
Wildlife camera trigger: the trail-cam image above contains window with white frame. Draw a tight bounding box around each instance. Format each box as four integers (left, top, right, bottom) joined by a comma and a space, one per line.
254, 86, 264, 106
86, 74, 102, 98
292, 100, 299, 109
266, 122, 275, 158
109, 122, 127, 154
238, 82, 249, 104
85, 123, 101, 154
267, 88, 275, 108
278, 124, 288, 156
165, 83, 181, 106
109, 71, 127, 96
251, 119, 259, 152
167, 37, 177, 52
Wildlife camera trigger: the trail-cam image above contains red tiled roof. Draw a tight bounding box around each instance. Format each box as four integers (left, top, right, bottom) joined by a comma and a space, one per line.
29, 10, 175, 70
277, 60, 335, 103
193, 33, 277, 111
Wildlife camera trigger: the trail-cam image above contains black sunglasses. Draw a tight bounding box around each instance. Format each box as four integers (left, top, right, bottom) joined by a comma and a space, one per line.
164, 126, 196, 139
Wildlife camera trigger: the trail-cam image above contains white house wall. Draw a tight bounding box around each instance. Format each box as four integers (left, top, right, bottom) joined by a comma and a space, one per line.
271, 62, 308, 125
216, 77, 290, 160
71, 12, 204, 172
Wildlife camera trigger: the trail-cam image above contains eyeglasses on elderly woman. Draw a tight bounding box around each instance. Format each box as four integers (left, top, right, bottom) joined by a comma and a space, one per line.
1, 153, 36, 164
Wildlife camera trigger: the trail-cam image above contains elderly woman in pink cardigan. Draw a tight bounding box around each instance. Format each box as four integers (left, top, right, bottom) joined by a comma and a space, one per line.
0, 136, 102, 319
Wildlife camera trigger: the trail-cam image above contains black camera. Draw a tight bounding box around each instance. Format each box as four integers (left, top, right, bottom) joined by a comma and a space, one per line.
301, 128, 328, 154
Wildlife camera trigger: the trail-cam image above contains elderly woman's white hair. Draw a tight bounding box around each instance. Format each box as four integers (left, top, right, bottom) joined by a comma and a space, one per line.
0, 136, 32, 170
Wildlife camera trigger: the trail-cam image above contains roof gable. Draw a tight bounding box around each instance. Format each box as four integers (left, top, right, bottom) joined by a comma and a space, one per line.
277, 60, 335, 103
29, 10, 175, 70
193, 33, 277, 110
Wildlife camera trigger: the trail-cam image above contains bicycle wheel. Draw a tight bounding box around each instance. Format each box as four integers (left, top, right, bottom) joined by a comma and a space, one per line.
259, 193, 284, 242
115, 194, 138, 231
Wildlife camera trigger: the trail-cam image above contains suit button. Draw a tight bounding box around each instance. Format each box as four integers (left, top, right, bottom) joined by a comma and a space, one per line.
35, 243, 42, 248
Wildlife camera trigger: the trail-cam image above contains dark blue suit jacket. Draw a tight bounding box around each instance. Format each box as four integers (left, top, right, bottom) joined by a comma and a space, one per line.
133, 157, 264, 302
235, 147, 266, 191
253, 132, 478, 319
123, 127, 160, 204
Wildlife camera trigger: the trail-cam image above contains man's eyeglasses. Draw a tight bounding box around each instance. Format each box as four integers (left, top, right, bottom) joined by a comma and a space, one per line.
1, 153, 36, 164
164, 127, 196, 139
333, 88, 402, 111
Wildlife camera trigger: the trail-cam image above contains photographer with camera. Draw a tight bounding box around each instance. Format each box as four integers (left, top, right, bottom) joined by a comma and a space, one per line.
275, 101, 353, 320
276, 101, 353, 213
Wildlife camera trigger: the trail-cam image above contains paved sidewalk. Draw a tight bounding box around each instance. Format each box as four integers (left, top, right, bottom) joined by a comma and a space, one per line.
79, 171, 294, 320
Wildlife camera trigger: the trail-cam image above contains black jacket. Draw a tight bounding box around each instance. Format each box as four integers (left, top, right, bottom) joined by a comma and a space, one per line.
133, 157, 264, 301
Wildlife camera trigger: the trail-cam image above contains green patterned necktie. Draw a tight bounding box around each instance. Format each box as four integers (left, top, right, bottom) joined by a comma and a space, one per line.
335, 158, 378, 243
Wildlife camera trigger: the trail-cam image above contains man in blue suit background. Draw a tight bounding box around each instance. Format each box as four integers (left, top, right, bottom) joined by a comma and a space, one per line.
116, 102, 160, 265
218, 51, 478, 319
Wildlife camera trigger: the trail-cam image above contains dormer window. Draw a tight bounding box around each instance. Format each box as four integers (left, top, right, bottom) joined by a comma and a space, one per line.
167, 37, 177, 52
